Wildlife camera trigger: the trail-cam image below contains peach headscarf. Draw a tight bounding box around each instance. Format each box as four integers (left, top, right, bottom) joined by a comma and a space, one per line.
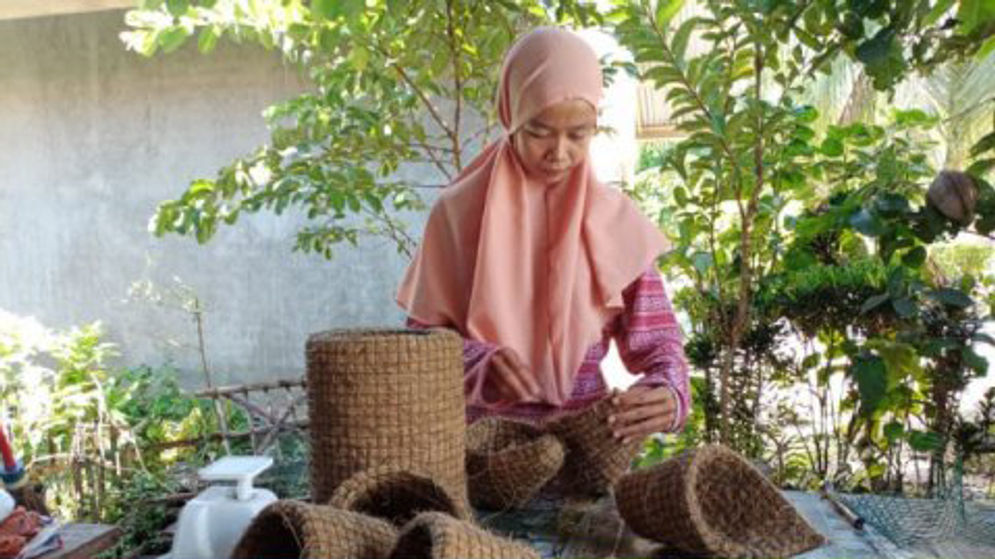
396, 27, 670, 406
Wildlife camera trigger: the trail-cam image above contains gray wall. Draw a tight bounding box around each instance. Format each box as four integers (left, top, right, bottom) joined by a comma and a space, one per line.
0, 10, 429, 387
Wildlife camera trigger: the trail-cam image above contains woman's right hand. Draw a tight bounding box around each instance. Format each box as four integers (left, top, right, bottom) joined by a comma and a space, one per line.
484, 346, 542, 404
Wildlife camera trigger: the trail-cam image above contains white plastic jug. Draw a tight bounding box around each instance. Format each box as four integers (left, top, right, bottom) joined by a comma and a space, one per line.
0, 488, 14, 522
162, 456, 277, 559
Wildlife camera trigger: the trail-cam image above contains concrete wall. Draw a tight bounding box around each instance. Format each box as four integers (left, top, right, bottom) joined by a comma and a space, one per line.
0, 10, 427, 387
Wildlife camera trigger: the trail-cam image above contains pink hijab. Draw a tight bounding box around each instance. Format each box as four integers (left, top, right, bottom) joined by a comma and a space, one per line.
396, 27, 670, 406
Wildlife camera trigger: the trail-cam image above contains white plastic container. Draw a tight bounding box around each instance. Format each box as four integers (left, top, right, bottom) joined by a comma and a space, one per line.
162, 456, 277, 559
0, 489, 14, 522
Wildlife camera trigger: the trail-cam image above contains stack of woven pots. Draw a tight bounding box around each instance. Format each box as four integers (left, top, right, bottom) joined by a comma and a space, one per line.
468, 410, 827, 558
232, 327, 827, 559
232, 328, 536, 559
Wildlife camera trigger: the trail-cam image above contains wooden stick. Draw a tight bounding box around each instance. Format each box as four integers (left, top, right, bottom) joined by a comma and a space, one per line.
257, 394, 307, 452
820, 485, 864, 530
148, 420, 309, 451
192, 378, 306, 398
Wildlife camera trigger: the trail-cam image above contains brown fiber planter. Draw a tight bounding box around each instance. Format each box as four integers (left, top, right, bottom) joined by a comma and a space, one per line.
306, 328, 467, 509
465, 417, 565, 510
544, 397, 641, 497
615, 444, 826, 558
389, 511, 540, 559
231, 500, 397, 559
328, 465, 471, 526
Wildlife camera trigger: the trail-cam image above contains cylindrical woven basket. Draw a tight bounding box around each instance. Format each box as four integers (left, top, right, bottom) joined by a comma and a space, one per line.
230, 500, 397, 559
328, 465, 471, 526
544, 397, 641, 497
389, 511, 540, 559
466, 417, 565, 510
614, 444, 826, 558
306, 328, 467, 506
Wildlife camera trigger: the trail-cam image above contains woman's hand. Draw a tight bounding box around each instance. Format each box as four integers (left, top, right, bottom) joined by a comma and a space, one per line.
484, 346, 542, 404
607, 385, 679, 443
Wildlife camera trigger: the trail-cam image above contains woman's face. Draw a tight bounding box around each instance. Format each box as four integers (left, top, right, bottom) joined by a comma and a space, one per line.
512, 99, 597, 186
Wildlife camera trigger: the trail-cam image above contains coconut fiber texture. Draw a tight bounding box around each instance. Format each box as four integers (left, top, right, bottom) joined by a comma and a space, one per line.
614, 444, 826, 558
328, 465, 471, 526
230, 500, 398, 559
389, 511, 540, 559
306, 328, 467, 506
465, 417, 566, 510
543, 396, 642, 497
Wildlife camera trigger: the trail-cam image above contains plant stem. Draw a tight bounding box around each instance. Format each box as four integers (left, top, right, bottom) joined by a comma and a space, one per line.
445, 0, 463, 171
193, 299, 231, 455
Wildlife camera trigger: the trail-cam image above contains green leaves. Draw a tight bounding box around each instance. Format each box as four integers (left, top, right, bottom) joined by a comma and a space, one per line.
819, 137, 844, 157
963, 345, 989, 374
861, 292, 891, 313
908, 430, 943, 452
856, 27, 909, 90
852, 355, 888, 414
866, 339, 923, 380
891, 296, 918, 318
311, 0, 363, 21
901, 246, 927, 267
619, 0, 995, 484
970, 131, 995, 159
849, 208, 884, 236
197, 25, 220, 53
925, 287, 974, 308
926, 0, 957, 26
958, 0, 995, 34
671, 16, 699, 62
158, 26, 192, 54
883, 421, 905, 441
655, 0, 685, 26
126, 0, 573, 259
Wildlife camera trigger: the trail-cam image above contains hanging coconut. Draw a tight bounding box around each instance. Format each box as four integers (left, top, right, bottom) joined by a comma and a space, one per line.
927, 170, 978, 225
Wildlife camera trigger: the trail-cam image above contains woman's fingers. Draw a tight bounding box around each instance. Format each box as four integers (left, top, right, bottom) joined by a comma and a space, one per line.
612, 414, 673, 442
613, 385, 670, 408
607, 386, 678, 441
612, 399, 673, 426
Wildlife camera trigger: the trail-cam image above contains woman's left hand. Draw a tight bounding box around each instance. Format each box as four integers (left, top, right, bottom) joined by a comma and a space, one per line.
607, 385, 678, 443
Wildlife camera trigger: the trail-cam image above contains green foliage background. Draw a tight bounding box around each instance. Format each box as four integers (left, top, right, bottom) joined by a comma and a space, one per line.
4, 5, 995, 554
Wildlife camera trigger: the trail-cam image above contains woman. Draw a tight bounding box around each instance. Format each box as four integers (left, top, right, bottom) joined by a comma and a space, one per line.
396, 27, 690, 444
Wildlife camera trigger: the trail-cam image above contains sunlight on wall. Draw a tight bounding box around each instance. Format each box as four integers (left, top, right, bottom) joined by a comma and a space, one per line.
576, 28, 639, 187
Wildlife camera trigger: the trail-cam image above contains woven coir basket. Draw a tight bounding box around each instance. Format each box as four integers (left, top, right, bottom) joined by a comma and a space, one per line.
466, 417, 565, 510
306, 328, 467, 506
328, 465, 471, 526
230, 500, 397, 559
544, 397, 641, 497
389, 511, 540, 559
614, 444, 826, 558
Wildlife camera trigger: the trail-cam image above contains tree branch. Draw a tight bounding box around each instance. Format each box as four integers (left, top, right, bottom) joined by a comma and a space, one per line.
445, 0, 463, 171
391, 63, 455, 147
412, 136, 454, 181
645, 2, 746, 197
363, 207, 416, 259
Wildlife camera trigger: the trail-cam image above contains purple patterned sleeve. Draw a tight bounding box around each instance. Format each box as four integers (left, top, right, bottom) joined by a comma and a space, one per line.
405, 316, 504, 407
613, 267, 692, 432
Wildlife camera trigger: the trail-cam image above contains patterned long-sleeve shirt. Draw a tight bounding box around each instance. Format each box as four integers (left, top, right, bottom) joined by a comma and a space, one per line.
406, 266, 690, 430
